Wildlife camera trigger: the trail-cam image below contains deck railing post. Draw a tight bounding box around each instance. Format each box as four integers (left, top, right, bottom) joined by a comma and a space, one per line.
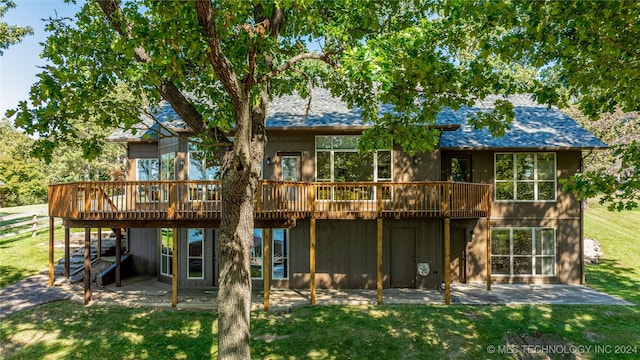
256, 181, 263, 215
84, 184, 91, 218
168, 183, 176, 219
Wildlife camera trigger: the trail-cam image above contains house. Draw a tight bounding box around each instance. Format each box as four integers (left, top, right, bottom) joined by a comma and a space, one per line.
47, 88, 607, 306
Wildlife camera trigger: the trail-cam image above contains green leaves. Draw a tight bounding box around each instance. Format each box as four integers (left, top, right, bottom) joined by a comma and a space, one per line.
0, 0, 33, 55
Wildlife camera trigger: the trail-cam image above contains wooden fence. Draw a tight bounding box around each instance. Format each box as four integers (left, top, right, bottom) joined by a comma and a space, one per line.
0, 211, 54, 239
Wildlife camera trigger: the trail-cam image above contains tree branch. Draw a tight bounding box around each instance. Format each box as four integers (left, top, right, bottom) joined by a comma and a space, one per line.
95, 0, 230, 143
194, 0, 244, 108
257, 52, 339, 83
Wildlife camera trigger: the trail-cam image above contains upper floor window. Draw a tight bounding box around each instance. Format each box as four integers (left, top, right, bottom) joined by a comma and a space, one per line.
188, 141, 222, 201
136, 159, 159, 181
161, 152, 175, 181
495, 153, 556, 201
316, 136, 392, 183
188, 141, 221, 181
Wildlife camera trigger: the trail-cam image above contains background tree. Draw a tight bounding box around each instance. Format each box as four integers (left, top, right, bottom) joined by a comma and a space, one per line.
11, 1, 538, 358
563, 108, 640, 210
0, 0, 32, 55
447, 0, 640, 210
0, 119, 47, 207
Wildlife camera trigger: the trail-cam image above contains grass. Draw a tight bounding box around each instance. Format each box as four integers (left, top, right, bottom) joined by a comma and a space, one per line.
0, 227, 63, 288
1, 200, 639, 359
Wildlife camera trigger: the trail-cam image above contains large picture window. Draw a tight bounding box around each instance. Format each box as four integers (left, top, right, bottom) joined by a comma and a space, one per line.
188, 141, 221, 201
495, 153, 556, 201
316, 136, 392, 200
491, 227, 556, 276
136, 159, 159, 201
187, 229, 204, 279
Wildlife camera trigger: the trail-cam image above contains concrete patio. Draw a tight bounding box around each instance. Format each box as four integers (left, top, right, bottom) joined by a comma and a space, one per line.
59, 275, 632, 312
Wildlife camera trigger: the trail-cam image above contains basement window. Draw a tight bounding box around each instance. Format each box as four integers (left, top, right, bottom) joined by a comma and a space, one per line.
491, 227, 556, 276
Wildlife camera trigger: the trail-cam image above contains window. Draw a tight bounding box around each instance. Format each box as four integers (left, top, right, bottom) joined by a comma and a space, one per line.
160, 153, 175, 202
161, 153, 175, 181
188, 141, 221, 201
160, 228, 173, 277
137, 159, 159, 181
273, 229, 289, 280
495, 153, 556, 201
187, 229, 204, 279
251, 229, 263, 279
136, 159, 159, 201
491, 228, 556, 276
316, 136, 392, 200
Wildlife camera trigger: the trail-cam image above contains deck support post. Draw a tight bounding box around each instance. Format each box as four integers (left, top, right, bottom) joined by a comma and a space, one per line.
444, 218, 451, 305
84, 227, 91, 305
485, 185, 492, 291
172, 228, 178, 307
48, 217, 54, 286
97, 228, 102, 258
377, 218, 383, 305
486, 216, 492, 291
115, 228, 122, 287
444, 183, 451, 305
310, 218, 316, 305
263, 229, 271, 311
64, 227, 70, 279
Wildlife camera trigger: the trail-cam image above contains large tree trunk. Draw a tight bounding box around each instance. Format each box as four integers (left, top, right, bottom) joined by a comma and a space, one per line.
218, 88, 266, 359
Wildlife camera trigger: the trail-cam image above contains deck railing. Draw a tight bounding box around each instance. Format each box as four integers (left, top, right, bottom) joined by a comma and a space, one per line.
48, 180, 492, 221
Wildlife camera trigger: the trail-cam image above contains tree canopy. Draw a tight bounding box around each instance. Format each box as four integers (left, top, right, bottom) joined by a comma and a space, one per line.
446, 0, 640, 210
0, 0, 32, 55
9, 0, 640, 357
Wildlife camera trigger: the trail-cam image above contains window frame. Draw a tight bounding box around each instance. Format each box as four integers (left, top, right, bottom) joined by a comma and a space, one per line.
272, 229, 289, 280
490, 227, 556, 276
187, 228, 204, 280
494, 152, 557, 202
251, 229, 263, 280
315, 135, 392, 201
135, 159, 160, 202
160, 228, 173, 277
188, 140, 221, 202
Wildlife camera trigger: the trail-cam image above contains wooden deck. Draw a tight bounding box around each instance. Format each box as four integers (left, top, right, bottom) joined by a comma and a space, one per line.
48, 180, 492, 227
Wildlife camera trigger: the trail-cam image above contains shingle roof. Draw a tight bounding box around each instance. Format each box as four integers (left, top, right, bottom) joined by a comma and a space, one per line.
106, 101, 188, 142
266, 88, 461, 128
108, 90, 607, 150
440, 95, 608, 150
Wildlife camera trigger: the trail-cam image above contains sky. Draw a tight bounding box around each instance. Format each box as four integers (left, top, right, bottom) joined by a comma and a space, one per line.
0, 0, 81, 118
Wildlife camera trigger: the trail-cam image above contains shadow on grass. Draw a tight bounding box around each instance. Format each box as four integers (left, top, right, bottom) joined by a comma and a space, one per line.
585, 259, 640, 305
0, 265, 35, 288
0, 301, 218, 360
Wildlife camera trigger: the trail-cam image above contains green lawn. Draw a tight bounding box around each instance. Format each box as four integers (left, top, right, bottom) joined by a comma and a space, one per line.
0, 227, 63, 288
1, 200, 638, 359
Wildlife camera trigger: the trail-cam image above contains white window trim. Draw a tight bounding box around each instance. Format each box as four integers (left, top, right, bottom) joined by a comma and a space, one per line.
160, 228, 173, 277
251, 229, 263, 280
272, 229, 289, 280
187, 229, 204, 280
491, 227, 557, 277
135, 158, 159, 181
315, 136, 393, 201
494, 152, 557, 202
